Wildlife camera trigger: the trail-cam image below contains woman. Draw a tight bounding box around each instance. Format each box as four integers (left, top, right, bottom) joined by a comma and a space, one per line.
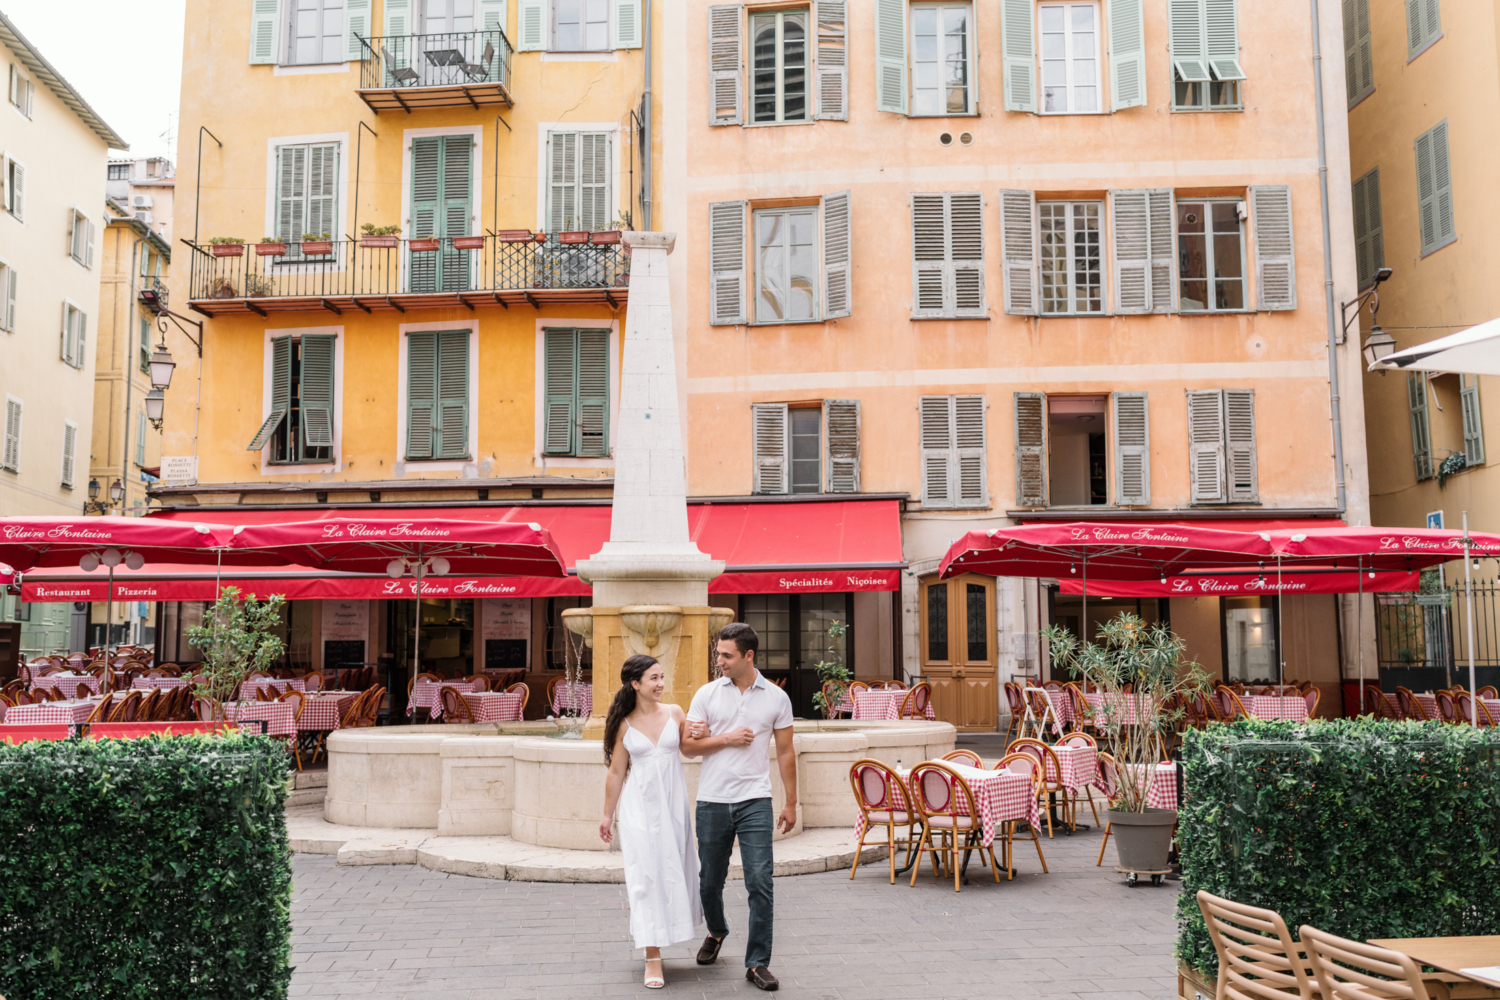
599, 654, 703, 989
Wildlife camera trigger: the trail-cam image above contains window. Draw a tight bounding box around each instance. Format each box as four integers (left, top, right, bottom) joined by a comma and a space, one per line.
1177, 200, 1245, 311
411, 134, 473, 292
1344, 0, 1373, 106
7, 65, 33, 117
739, 592, 851, 716
286, 0, 346, 64
545, 131, 609, 233
139, 317, 152, 373
60, 302, 86, 369
1039, 3, 1099, 114
709, 1, 845, 125
274, 143, 340, 256
69, 208, 95, 268
424, 0, 476, 33
751, 400, 860, 494
1461, 374, 1484, 467
543, 328, 610, 457
107, 163, 130, 181
247, 334, 337, 464
5, 156, 24, 220
1187, 388, 1258, 503
0, 259, 14, 332
709, 192, 851, 325
2, 396, 20, 472
1222, 596, 1277, 684
11, 598, 28, 622
554, 0, 608, 50
920, 394, 985, 508
910, 192, 984, 319
405, 329, 469, 460
514, 0, 641, 52
1415, 120, 1455, 257
1404, 0, 1441, 60
910, 3, 972, 116
1351, 168, 1385, 290
1038, 201, 1103, 314
1169, 0, 1245, 111
135, 411, 147, 466
1408, 372, 1433, 481
1013, 391, 1148, 507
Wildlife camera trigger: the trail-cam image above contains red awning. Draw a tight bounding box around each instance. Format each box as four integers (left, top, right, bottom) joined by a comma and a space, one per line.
1061, 569, 1420, 597
20, 500, 905, 600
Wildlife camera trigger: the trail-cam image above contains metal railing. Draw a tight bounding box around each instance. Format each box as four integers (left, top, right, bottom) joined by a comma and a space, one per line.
1376, 584, 1500, 692
358, 29, 512, 95
185, 233, 629, 302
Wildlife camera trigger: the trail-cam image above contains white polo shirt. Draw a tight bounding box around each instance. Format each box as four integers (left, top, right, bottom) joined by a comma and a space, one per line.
686, 671, 794, 804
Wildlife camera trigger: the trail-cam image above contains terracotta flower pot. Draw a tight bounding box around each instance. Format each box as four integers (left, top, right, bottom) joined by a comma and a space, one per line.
558, 231, 590, 244
210, 243, 245, 257
451, 235, 484, 250
359, 235, 399, 248
589, 230, 621, 245
256, 242, 288, 256
300, 241, 334, 255
408, 238, 440, 252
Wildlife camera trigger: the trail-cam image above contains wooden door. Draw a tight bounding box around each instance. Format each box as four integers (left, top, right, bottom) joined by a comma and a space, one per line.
919, 573, 998, 731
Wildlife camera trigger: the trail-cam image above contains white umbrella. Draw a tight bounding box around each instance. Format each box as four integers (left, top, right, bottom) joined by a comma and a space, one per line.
1374, 317, 1500, 375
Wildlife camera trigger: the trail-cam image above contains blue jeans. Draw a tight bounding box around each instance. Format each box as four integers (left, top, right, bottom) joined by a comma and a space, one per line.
696, 798, 774, 969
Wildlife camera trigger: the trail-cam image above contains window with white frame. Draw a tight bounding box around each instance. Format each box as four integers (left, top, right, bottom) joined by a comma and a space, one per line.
514, 0, 641, 53
1038, 201, 1103, 314
1039, 3, 1100, 114
554, 0, 610, 50
69, 209, 95, 268
755, 206, 819, 322
546, 131, 611, 232
8, 65, 33, 118
1170, 0, 1245, 111
60, 302, 86, 369
248, 334, 337, 464
423, 0, 477, 33
273, 142, 340, 251
910, 3, 973, 116
751, 9, 810, 124
710, 193, 851, 325
751, 400, 861, 494
285, 0, 345, 64
5, 156, 23, 221
2, 396, 20, 472
1177, 199, 1246, 311
0, 259, 14, 333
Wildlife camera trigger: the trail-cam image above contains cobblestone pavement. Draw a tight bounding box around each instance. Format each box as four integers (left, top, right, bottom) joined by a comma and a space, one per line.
290, 818, 1181, 1000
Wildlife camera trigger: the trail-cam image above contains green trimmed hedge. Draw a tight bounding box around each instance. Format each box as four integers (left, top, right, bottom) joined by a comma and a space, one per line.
0, 734, 292, 999
1176, 719, 1500, 979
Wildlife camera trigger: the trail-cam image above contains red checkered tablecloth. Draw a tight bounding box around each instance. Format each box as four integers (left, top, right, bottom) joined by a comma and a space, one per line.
1104, 762, 1180, 810
855, 763, 1039, 847
224, 700, 296, 737
551, 682, 593, 714
852, 690, 936, 721
1483, 698, 1500, 720
409, 679, 480, 717
297, 692, 359, 731
462, 692, 525, 722
1243, 696, 1309, 721
1045, 744, 1099, 795
132, 677, 194, 691
5, 700, 101, 726
1084, 692, 1156, 727
238, 678, 306, 700
34, 674, 100, 699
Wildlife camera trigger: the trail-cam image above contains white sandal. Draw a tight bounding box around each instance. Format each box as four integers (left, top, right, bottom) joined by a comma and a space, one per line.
644, 958, 665, 989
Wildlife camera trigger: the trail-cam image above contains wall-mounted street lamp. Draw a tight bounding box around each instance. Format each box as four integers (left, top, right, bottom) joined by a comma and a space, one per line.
144, 389, 165, 430
1362, 326, 1397, 371
1342, 267, 1395, 373
84, 477, 125, 515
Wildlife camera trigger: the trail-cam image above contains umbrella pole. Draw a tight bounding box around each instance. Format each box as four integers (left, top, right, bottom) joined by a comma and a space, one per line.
412, 545, 424, 688
1357, 556, 1364, 715
1464, 512, 1478, 725
1276, 557, 1284, 685
1081, 554, 1088, 644
107, 562, 115, 655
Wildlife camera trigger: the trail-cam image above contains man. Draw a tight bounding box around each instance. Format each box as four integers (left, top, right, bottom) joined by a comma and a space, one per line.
681, 622, 796, 992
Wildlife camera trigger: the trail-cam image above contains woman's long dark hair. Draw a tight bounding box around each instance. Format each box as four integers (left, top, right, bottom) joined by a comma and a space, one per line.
603, 654, 659, 765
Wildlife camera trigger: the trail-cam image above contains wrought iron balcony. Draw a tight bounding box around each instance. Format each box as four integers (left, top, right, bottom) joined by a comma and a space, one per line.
357, 29, 513, 113
138, 275, 169, 314
183, 232, 629, 317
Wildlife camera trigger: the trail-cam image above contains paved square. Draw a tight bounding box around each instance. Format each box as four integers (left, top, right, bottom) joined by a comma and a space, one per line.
290, 818, 1180, 1000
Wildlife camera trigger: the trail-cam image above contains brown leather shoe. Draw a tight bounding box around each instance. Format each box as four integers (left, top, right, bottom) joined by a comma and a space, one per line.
695, 934, 724, 965
746, 966, 780, 991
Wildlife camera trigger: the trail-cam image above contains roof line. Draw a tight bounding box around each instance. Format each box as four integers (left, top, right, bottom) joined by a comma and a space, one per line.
0, 9, 128, 149
105, 200, 172, 260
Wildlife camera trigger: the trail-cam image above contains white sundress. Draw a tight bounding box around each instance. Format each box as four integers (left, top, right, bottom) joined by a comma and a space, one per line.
617, 718, 703, 950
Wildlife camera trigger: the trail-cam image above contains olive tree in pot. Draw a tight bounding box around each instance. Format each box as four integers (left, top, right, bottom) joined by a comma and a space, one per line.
185, 585, 287, 709
1043, 614, 1208, 881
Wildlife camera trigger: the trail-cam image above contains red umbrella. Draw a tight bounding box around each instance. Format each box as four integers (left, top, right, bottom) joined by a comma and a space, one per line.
228, 517, 567, 679
938, 522, 1278, 582
0, 516, 233, 570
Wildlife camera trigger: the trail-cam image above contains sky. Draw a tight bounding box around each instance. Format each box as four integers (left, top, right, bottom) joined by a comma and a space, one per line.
6, 0, 186, 159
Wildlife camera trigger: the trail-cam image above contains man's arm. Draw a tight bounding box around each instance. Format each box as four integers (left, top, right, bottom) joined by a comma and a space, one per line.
773, 725, 797, 834
681, 723, 753, 758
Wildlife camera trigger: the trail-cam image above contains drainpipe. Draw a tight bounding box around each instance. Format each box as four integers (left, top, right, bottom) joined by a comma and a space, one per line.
1310, 0, 1347, 515
641, 0, 652, 230
122, 235, 148, 515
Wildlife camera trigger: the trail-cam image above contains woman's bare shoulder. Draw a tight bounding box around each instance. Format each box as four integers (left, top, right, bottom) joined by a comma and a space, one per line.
667, 703, 686, 721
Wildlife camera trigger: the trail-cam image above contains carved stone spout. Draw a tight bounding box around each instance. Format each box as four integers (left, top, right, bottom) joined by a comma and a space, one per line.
619, 605, 682, 654
561, 607, 594, 649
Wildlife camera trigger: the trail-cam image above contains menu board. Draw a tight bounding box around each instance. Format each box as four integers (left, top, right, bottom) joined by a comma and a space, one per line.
482, 599, 530, 671
323, 600, 369, 643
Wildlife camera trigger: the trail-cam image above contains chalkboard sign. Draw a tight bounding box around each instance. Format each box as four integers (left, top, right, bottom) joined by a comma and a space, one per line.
485, 638, 528, 671
323, 639, 365, 669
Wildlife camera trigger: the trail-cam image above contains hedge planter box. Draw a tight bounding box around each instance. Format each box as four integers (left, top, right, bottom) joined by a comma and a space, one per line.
409, 238, 441, 252
451, 235, 485, 250
360, 235, 399, 248
256, 242, 288, 256
299, 241, 334, 255
210, 243, 245, 257
1178, 964, 1213, 1000
1108, 807, 1176, 882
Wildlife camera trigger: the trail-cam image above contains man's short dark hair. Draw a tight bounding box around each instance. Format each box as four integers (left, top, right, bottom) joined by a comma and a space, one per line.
718, 622, 758, 658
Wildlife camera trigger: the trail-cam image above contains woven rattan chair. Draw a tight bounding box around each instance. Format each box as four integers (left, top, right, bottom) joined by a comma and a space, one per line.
279, 690, 308, 769
899, 683, 932, 720
1395, 687, 1424, 720
907, 761, 1000, 891
1007, 737, 1066, 836
1302, 687, 1321, 718
467, 673, 491, 692
1456, 692, 1496, 727
1003, 682, 1024, 741
301, 671, 324, 692
941, 749, 983, 767
357, 686, 386, 727
847, 758, 918, 883
1195, 891, 1317, 1000
194, 696, 222, 722
84, 694, 114, 724
440, 685, 474, 724
1300, 924, 1435, 1000
108, 690, 142, 722
1434, 689, 1458, 723
1216, 686, 1250, 721
993, 752, 1049, 878
1479, 685, 1498, 699
506, 682, 530, 711
1094, 751, 1121, 865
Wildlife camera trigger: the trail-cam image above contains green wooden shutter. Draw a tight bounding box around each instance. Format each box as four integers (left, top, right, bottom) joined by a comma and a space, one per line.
1344, 0, 1373, 106
384, 0, 409, 34
249, 337, 293, 450
1108, 0, 1147, 111
1001, 0, 1036, 112
1416, 121, 1455, 256
1013, 392, 1046, 507
276, 145, 307, 244
544, 328, 577, 454
299, 334, 336, 450
709, 200, 747, 324
250, 0, 283, 63
436, 331, 469, 458
345, 0, 370, 60
1000, 189, 1037, 315
1405, 0, 1441, 58
873, 0, 907, 114
1224, 389, 1257, 501
406, 331, 437, 459
1169, 0, 1209, 82
1112, 391, 1150, 505
814, 1, 848, 120
576, 329, 609, 456
440, 135, 472, 291
135, 411, 147, 466
1352, 168, 1385, 289
1407, 372, 1433, 480
612, 0, 642, 48
1250, 185, 1296, 310
709, 4, 745, 124
1461, 374, 1484, 466
409, 137, 441, 293
1187, 389, 1225, 502
824, 398, 860, 492
1204, 0, 1244, 80
516, 0, 545, 50
306, 143, 338, 240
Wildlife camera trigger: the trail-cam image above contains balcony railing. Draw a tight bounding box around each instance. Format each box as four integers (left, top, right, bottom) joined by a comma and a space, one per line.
357, 29, 513, 112
184, 233, 629, 316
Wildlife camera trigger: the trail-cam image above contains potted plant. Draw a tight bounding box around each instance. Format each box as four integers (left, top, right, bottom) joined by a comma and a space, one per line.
409, 235, 441, 252
300, 232, 334, 255
208, 237, 246, 257
359, 223, 401, 248
256, 236, 288, 256
810, 620, 851, 720
1043, 614, 1209, 884
184, 586, 287, 708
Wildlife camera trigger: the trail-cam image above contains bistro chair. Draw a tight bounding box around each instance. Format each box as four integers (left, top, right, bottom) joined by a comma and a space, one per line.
1456, 692, 1495, 727
993, 753, 1049, 878
277, 690, 309, 769
301, 671, 324, 692
144, 668, 167, 679
847, 680, 870, 713
506, 682, 530, 711
1395, 687, 1425, 720
468, 673, 491, 692
1215, 686, 1250, 721
884, 680, 906, 690
941, 749, 983, 767
1007, 737, 1066, 836
1363, 686, 1394, 719
84, 695, 114, 724
440, 685, 474, 724
1434, 690, 1458, 723
1479, 685, 1498, 699
1094, 751, 1121, 866
256, 685, 276, 702
194, 696, 224, 722
460, 39, 496, 82
898, 683, 932, 720
907, 760, 1000, 891
1302, 687, 1320, 718
847, 758, 918, 884
1003, 682, 1025, 742
1064, 681, 1095, 735
108, 691, 142, 723
1195, 891, 1318, 1000
1299, 925, 1435, 1000
380, 43, 420, 85
1042, 680, 1065, 692
821, 679, 851, 719
359, 686, 386, 727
